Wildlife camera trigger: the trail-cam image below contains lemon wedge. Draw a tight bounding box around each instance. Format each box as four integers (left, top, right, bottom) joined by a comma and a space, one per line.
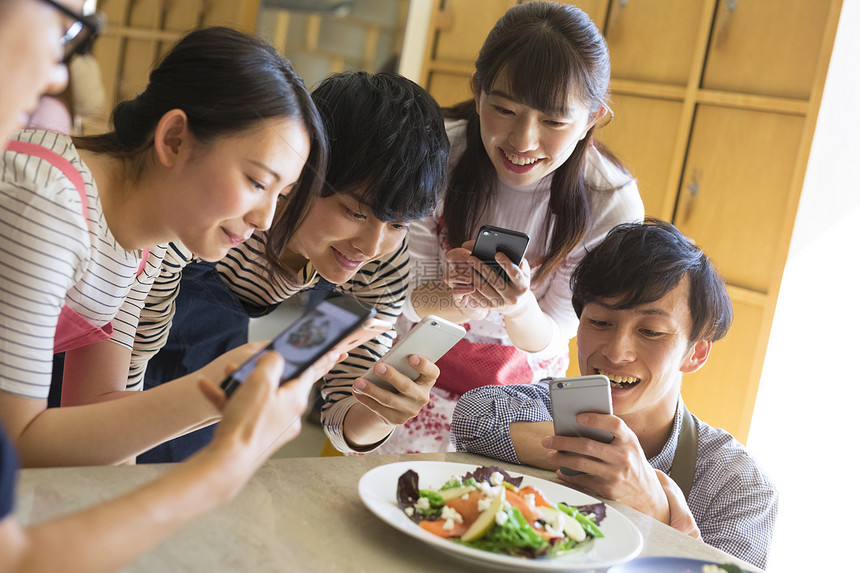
461, 489, 505, 542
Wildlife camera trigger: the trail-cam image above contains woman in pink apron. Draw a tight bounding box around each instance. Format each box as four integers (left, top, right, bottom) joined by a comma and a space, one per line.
0, 26, 329, 467
382, 3, 645, 454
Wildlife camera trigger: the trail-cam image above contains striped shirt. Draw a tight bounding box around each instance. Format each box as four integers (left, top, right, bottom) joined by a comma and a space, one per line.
450, 383, 778, 569
0, 130, 164, 399
129, 234, 411, 452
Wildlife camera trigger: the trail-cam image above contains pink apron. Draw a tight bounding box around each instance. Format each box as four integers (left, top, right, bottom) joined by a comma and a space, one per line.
5, 140, 148, 354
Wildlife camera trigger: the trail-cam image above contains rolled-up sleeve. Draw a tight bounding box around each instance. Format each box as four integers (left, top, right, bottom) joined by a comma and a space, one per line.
450, 383, 554, 464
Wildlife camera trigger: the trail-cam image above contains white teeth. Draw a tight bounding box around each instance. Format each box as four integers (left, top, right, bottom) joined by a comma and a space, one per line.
598, 370, 640, 386
504, 152, 539, 166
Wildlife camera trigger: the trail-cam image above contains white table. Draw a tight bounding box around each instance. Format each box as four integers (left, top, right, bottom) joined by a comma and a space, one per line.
14, 452, 763, 572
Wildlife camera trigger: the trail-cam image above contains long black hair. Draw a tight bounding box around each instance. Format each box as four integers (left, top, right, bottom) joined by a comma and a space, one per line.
73, 26, 328, 279
443, 2, 630, 284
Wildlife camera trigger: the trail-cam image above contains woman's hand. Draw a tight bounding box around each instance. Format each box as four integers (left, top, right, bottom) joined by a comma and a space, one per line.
443, 239, 533, 319
200, 349, 342, 463
343, 355, 441, 448
194, 341, 270, 389
351, 355, 440, 425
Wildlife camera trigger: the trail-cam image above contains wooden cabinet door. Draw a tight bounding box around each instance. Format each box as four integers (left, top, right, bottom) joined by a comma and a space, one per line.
433, 0, 515, 63
596, 93, 684, 219
675, 104, 805, 293
603, 0, 707, 86
681, 291, 765, 443
701, 0, 833, 99
426, 72, 474, 108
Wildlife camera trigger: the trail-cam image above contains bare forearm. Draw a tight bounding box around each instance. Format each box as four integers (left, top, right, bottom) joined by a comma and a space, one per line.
17, 446, 246, 573
502, 292, 553, 352
409, 283, 469, 323
16, 376, 219, 467
509, 421, 556, 470
343, 403, 395, 449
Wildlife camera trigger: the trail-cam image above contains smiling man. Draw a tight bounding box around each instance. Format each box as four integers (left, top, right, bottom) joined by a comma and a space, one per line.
450, 219, 777, 570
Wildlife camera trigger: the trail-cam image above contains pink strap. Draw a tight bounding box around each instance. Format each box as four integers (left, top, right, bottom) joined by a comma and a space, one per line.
5, 140, 87, 217
53, 305, 113, 354
6, 140, 149, 278
137, 248, 149, 277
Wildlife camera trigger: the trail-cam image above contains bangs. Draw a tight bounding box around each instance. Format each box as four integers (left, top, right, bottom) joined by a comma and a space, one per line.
483, 31, 591, 116
349, 182, 435, 224
604, 276, 683, 312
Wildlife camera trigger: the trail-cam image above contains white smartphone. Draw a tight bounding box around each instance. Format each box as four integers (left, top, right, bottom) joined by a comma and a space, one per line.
549, 375, 614, 476
361, 315, 466, 392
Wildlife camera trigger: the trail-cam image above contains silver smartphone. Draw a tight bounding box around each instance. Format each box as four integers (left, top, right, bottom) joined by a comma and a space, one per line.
361, 315, 466, 392
549, 375, 614, 475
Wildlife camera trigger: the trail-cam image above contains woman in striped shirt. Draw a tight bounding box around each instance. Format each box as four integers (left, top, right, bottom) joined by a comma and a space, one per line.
129, 71, 451, 457
0, 26, 329, 467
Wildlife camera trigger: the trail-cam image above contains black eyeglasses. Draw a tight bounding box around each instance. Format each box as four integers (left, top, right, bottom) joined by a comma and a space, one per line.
40, 0, 104, 63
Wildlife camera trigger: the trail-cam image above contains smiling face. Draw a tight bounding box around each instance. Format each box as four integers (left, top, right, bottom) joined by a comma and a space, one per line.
0, 0, 81, 143
576, 277, 711, 426
475, 77, 597, 188
282, 191, 408, 284
170, 116, 311, 262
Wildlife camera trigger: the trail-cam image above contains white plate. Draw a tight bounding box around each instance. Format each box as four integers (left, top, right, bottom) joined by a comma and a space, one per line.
358, 461, 643, 571
608, 556, 751, 572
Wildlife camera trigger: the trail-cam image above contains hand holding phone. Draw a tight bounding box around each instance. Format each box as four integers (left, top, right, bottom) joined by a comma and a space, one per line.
470, 225, 530, 283
549, 375, 614, 476
220, 295, 375, 397
361, 315, 466, 392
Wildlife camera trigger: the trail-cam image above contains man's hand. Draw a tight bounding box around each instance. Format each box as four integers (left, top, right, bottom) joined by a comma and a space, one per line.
541, 413, 671, 525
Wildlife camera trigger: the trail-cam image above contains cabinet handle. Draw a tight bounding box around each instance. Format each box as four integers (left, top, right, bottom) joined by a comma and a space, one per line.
605, 0, 629, 42
714, 0, 738, 49
680, 169, 702, 226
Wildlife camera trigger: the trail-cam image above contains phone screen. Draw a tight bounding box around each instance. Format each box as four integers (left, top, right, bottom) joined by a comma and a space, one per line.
221, 296, 373, 396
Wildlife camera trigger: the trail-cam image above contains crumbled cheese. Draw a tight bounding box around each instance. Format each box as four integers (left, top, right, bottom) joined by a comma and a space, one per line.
415, 497, 431, 512
443, 518, 455, 531
489, 472, 504, 486
523, 492, 536, 511
441, 505, 463, 524
495, 510, 509, 526
477, 497, 492, 512
405, 507, 414, 517
544, 514, 564, 537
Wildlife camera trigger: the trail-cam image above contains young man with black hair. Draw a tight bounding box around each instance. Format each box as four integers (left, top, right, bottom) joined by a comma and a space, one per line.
450, 219, 777, 569
123, 71, 451, 459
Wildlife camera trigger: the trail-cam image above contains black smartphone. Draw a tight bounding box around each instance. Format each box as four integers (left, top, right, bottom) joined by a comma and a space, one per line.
470, 225, 530, 283
220, 294, 375, 397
